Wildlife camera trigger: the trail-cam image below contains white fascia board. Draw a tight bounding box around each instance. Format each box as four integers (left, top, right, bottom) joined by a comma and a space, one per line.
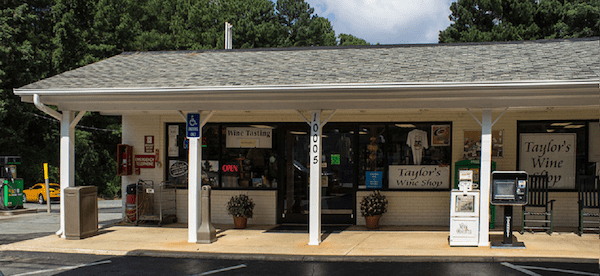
13, 79, 599, 111
14, 79, 599, 96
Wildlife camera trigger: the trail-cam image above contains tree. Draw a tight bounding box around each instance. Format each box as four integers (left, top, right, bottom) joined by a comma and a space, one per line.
1, 0, 368, 197
439, 0, 600, 43
0, 1, 59, 186
338, 34, 370, 46
276, 0, 337, 47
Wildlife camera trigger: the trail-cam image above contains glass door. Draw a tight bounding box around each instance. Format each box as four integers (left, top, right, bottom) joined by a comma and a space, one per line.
320, 125, 355, 224
279, 125, 355, 225
280, 127, 310, 224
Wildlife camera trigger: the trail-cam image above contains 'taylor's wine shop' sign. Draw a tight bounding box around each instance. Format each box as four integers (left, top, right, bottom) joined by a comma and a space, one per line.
389, 165, 450, 190
519, 133, 576, 189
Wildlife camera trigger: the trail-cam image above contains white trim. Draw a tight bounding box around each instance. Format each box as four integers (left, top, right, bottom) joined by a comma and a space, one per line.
15, 80, 599, 95
70, 111, 87, 129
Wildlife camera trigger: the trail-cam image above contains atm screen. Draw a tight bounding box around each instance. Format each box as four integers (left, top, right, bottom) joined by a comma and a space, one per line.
493, 180, 516, 200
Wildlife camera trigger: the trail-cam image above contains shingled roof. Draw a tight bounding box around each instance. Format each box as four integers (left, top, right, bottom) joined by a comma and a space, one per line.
19, 37, 599, 90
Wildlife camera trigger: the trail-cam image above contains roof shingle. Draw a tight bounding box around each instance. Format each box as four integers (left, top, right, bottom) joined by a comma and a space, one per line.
20, 37, 600, 90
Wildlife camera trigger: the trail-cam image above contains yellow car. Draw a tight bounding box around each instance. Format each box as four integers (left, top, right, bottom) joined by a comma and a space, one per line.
23, 183, 60, 204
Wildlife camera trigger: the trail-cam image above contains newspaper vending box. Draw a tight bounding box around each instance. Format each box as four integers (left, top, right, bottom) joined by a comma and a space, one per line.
449, 170, 480, 246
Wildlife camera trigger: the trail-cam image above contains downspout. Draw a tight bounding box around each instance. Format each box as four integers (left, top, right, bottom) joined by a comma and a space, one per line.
33, 93, 87, 129
33, 94, 62, 121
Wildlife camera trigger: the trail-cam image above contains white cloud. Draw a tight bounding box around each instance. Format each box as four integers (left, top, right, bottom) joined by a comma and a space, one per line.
307, 0, 454, 44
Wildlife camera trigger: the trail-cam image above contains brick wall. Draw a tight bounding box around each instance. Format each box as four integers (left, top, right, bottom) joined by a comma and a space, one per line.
357, 191, 451, 226
176, 189, 277, 225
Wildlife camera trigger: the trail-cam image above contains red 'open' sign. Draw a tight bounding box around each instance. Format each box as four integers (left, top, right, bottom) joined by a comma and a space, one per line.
222, 164, 238, 172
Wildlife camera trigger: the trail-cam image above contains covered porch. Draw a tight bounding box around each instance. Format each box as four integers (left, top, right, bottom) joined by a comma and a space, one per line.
13, 38, 599, 246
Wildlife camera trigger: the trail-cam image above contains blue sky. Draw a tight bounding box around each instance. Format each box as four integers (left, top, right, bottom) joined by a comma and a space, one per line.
275, 0, 456, 45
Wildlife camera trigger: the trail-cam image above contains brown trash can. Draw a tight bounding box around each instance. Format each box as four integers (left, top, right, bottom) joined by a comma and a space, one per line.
64, 186, 98, 240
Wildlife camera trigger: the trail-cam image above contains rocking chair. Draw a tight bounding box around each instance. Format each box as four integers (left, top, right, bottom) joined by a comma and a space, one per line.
578, 175, 599, 237
521, 175, 555, 235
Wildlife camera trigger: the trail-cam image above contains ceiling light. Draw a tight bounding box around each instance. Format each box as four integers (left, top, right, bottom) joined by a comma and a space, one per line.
550, 122, 572, 126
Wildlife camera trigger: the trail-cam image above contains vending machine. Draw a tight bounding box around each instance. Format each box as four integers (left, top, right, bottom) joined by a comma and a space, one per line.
449, 170, 480, 246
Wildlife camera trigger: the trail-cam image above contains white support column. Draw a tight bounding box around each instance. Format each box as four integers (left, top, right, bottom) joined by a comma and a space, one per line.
187, 111, 214, 243
58, 110, 74, 238
478, 109, 492, 246
188, 115, 202, 243
309, 110, 322, 245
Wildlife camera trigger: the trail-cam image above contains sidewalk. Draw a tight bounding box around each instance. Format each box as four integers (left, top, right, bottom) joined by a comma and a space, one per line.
1, 222, 598, 263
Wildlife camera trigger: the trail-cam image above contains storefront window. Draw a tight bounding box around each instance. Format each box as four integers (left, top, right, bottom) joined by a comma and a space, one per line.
358, 125, 386, 189
356, 122, 452, 190
386, 122, 452, 190
165, 124, 219, 188
220, 125, 278, 189
518, 120, 597, 190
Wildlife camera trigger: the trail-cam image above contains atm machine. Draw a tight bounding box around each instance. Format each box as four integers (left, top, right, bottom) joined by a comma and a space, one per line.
449, 170, 480, 246
490, 171, 528, 249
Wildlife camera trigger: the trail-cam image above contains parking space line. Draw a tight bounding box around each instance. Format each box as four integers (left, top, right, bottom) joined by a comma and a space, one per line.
502, 262, 599, 276
196, 264, 247, 276
11, 260, 112, 276
515, 264, 599, 276
501, 263, 541, 276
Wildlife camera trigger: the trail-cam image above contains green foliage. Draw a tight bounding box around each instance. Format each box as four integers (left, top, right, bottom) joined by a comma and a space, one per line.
439, 0, 600, 43
276, 0, 337, 47
226, 194, 255, 218
360, 190, 388, 217
1, 0, 368, 197
338, 34, 370, 46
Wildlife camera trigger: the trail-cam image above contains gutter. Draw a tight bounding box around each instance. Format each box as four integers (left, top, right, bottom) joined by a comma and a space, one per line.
15, 79, 599, 96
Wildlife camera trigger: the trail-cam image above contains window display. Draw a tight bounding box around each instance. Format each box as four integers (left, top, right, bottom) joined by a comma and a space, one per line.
221, 126, 277, 189
406, 128, 429, 165
388, 122, 451, 167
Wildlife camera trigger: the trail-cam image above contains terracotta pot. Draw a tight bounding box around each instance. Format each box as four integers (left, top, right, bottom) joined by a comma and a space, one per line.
365, 215, 381, 229
233, 216, 248, 229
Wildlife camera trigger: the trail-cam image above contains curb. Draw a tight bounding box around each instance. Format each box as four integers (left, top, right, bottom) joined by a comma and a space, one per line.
0, 208, 38, 217
126, 250, 599, 264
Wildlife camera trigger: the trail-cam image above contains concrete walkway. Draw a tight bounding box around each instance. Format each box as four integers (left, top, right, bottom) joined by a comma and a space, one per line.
1, 222, 598, 263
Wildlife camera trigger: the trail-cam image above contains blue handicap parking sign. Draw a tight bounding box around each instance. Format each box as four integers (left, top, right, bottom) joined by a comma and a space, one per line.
187, 113, 200, 138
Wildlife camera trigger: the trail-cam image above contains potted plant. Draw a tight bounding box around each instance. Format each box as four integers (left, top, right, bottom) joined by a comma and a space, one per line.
226, 194, 255, 229
360, 190, 388, 229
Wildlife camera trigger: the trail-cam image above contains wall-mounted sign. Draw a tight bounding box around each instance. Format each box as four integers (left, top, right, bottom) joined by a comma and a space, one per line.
519, 133, 576, 189
366, 171, 383, 189
144, 135, 154, 153
389, 165, 450, 189
134, 155, 155, 168
226, 127, 272, 148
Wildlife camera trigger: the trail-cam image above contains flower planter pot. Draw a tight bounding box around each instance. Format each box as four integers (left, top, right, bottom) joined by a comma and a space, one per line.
365, 215, 381, 229
233, 216, 248, 229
